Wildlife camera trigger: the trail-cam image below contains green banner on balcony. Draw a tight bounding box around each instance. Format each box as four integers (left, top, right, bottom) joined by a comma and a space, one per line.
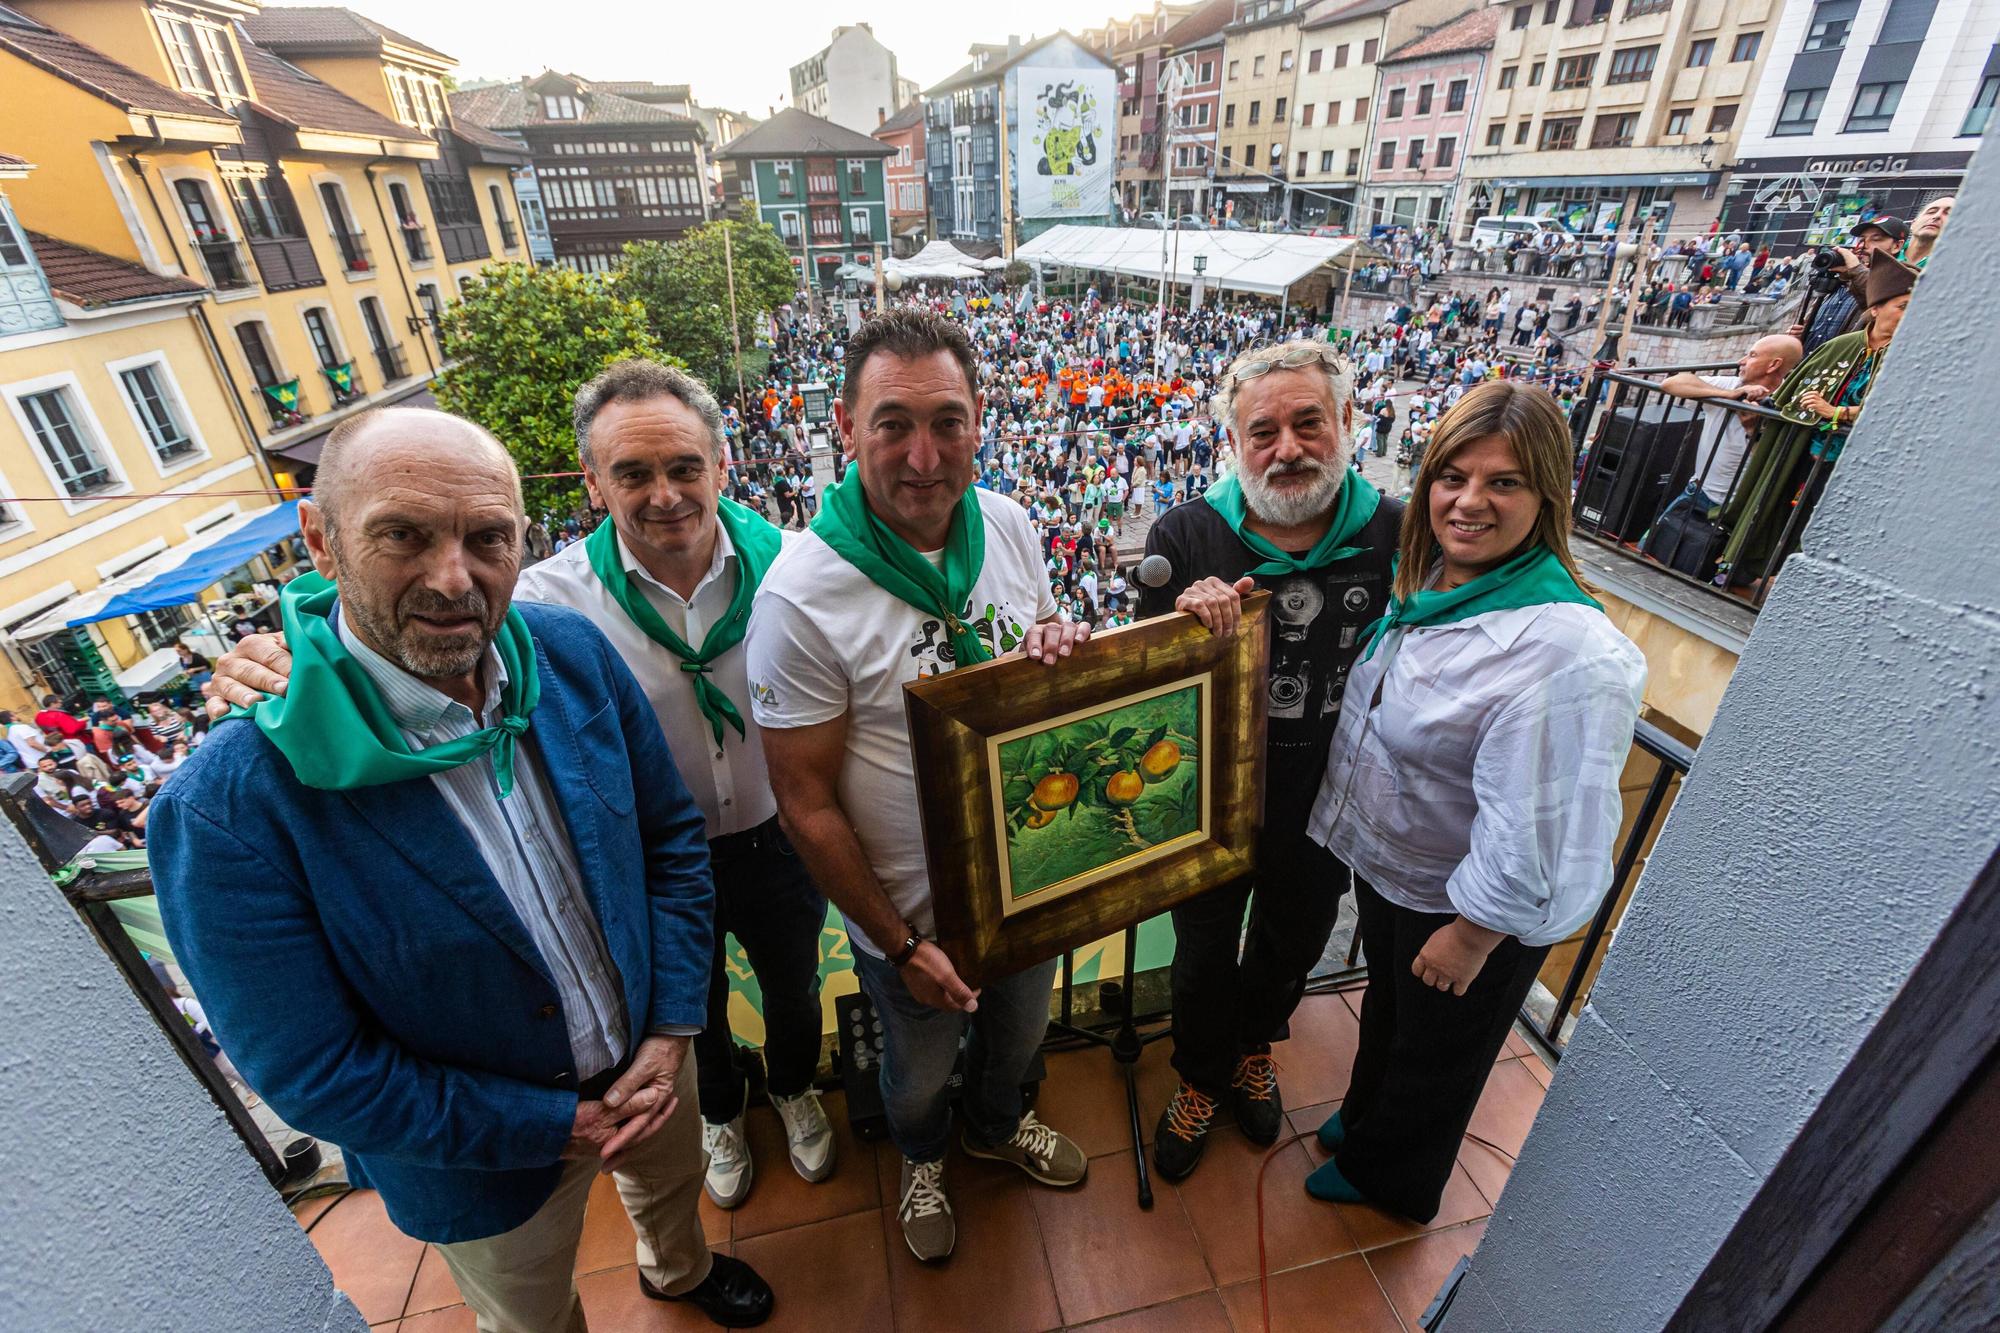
320, 361, 355, 396
262, 378, 301, 412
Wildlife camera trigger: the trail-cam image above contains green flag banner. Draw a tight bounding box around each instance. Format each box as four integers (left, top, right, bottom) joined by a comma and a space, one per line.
320, 362, 356, 397
261, 378, 301, 412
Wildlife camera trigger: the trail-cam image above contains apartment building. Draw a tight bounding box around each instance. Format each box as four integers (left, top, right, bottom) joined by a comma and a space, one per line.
788, 23, 915, 134
1721, 0, 1998, 248
716, 107, 891, 289
1362, 5, 1501, 229
1083, 3, 1202, 214
1459, 0, 1782, 240
873, 100, 929, 254
1162, 0, 1238, 220
1217, 0, 1308, 222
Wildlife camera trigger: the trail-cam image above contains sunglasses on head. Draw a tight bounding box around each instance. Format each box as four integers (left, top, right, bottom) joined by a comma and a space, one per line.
1228, 345, 1350, 387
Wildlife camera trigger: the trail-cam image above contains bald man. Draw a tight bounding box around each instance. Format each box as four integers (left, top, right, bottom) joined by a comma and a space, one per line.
149, 409, 773, 1331
1646, 333, 1805, 535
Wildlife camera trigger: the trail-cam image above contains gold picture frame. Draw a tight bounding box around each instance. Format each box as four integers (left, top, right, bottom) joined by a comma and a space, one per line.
904, 592, 1270, 988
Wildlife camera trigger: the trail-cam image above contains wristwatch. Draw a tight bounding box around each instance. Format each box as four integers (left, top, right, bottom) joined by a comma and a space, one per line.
888, 922, 924, 968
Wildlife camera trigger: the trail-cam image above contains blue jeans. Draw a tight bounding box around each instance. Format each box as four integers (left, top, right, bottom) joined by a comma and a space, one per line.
853, 949, 1059, 1163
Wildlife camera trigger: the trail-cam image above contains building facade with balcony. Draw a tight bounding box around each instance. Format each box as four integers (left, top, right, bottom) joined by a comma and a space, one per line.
1161, 0, 1237, 221
925, 32, 1120, 250
1719, 0, 1997, 249
872, 100, 928, 255
1216, 0, 1308, 222
1361, 4, 1501, 230
1458, 0, 1780, 241
788, 23, 915, 135
451, 71, 711, 274
717, 107, 891, 290
1083, 3, 1203, 215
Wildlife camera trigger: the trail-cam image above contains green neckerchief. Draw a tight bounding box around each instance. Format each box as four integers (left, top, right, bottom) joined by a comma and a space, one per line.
233, 571, 541, 796
812, 471, 992, 666
583, 499, 783, 746
1360, 545, 1602, 660
1202, 469, 1381, 577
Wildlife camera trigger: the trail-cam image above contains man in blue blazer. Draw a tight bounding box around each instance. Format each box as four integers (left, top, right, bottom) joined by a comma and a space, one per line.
151, 409, 773, 1330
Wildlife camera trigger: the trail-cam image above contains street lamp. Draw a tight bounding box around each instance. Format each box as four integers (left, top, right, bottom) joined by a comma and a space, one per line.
1190, 251, 1207, 311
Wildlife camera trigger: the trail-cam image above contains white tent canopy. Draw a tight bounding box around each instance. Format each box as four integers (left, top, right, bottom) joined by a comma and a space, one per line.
883, 240, 985, 282
1014, 225, 1389, 297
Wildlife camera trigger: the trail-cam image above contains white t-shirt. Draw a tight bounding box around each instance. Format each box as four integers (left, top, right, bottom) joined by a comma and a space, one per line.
7, 722, 46, 760
1689, 375, 1752, 500
745, 489, 1056, 956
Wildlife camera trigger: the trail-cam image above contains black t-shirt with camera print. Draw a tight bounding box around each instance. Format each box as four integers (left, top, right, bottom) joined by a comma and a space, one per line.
1137, 489, 1402, 835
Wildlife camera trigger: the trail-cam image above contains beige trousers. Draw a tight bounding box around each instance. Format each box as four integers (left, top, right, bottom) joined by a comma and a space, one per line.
434, 1054, 710, 1333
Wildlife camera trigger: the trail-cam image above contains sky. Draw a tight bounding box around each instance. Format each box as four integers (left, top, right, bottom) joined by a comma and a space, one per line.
386, 1, 1103, 115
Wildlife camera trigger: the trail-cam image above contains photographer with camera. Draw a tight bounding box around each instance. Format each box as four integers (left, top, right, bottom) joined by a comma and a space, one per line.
1795, 216, 1905, 355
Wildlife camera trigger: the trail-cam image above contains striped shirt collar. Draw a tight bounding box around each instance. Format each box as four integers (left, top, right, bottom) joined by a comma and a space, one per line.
333, 604, 505, 737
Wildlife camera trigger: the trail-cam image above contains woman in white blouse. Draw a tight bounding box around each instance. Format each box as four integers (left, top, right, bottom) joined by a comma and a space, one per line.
1301, 380, 1646, 1221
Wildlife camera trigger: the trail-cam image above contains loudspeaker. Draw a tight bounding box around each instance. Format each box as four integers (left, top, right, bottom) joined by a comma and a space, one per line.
1577, 408, 1702, 543
835, 990, 1046, 1143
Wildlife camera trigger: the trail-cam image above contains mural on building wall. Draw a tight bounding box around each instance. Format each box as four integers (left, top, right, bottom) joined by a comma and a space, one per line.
1019, 65, 1116, 219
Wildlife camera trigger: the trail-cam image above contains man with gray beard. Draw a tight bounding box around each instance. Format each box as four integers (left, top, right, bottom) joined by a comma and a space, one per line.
1137, 342, 1403, 1181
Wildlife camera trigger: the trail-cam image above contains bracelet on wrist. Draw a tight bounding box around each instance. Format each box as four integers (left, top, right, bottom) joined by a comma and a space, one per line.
888, 922, 924, 968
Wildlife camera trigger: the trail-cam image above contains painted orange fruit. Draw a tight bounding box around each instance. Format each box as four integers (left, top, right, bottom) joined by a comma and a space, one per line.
1105, 770, 1145, 807
1140, 740, 1182, 783
1031, 772, 1081, 812
1024, 807, 1058, 829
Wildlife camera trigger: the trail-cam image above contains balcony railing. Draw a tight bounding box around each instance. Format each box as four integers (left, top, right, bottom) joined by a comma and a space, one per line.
330, 228, 374, 276
374, 343, 410, 384
192, 237, 254, 292
397, 218, 431, 262
257, 382, 310, 430
58, 464, 118, 498
498, 218, 520, 250
1571, 364, 1800, 613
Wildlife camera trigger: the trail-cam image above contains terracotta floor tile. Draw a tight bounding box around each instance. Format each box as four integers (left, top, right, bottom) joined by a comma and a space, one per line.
1364, 1221, 1487, 1328
1504, 1029, 1534, 1061
732, 1210, 892, 1332
1331, 1163, 1492, 1253
1458, 1137, 1514, 1210
395, 1306, 475, 1333
290, 1190, 344, 1231
1030, 1149, 1210, 1326
576, 1263, 716, 1331
730, 1094, 881, 1240
1337, 985, 1366, 1024
1284, 1098, 1343, 1146
306, 1189, 427, 1326
403, 1246, 461, 1316
570, 1168, 731, 1277
1031, 1038, 1181, 1160
1172, 1127, 1359, 1287
1070, 1290, 1233, 1332
1270, 994, 1359, 1109
876, 1177, 1062, 1332
1523, 1051, 1555, 1089
1217, 1253, 1403, 1333
1466, 1058, 1547, 1160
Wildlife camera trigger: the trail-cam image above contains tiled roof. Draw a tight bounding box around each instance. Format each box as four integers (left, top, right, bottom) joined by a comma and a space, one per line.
874, 102, 924, 135
25, 233, 207, 308
448, 119, 527, 156
1303, 0, 1402, 29
0, 150, 29, 168
1381, 6, 1502, 62
927, 33, 1107, 97
1162, 0, 1237, 51
240, 43, 430, 142
242, 6, 451, 61
716, 107, 893, 160
590, 80, 690, 100
0, 10, 234, 123
450, 81, 696, 131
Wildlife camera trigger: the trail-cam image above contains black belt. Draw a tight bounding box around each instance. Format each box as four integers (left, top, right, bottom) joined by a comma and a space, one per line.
708, 814, 783, 860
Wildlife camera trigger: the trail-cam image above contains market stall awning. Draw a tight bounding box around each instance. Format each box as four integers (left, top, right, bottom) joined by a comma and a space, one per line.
883, 239, 987, 281
1013, 225, 1390, 297
10, 501, 301, 639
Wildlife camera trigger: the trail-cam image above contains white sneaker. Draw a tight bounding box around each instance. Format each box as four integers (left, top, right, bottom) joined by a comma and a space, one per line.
701, 1113, 753, 1209
771, 1089, 836, 1183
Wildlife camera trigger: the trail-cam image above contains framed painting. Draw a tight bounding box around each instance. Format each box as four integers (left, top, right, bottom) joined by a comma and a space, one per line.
904, 592, 1270, 988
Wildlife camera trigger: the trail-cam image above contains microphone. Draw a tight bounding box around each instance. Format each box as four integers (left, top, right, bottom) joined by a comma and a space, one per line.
1136, 554, 1173, 588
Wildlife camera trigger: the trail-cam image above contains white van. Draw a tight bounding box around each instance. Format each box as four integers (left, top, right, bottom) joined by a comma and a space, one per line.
1468, 216, 1564, 252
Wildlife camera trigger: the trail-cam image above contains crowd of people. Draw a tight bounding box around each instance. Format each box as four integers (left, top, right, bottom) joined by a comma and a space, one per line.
4, 693, 209, 848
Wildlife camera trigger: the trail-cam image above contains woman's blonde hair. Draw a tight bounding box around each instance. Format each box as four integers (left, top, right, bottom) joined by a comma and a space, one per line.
1395, 380, 1589, 601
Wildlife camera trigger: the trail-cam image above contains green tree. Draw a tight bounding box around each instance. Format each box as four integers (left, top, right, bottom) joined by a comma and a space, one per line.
616, 220, 796, 401
432, 262, 663, 515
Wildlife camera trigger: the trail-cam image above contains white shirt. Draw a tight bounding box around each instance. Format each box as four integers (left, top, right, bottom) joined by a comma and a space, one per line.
745, 489, 1056, 956
1686, 374, 1753, 500
516, 523, 792, 840
7, 722, 47, 760
1307, 601, 1646, 946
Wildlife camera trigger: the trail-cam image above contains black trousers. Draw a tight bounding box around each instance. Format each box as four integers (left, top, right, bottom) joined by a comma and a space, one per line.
1169, 827, 1349, 1093
1336, 878, 1548, 1222
694, 817, 828, 1124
